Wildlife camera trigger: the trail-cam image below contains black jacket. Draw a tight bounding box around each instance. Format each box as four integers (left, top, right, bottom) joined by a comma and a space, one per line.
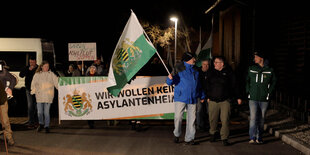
19, 65, 38, 90
0, 69, 17, 90
199, 68, 208, 94
206, 67, 240, 102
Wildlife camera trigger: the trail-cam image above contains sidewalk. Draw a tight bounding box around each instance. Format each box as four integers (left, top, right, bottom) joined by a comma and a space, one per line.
239, 106, 310, 155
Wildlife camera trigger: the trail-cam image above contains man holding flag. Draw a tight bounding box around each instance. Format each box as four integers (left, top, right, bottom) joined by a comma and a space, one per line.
167, 52, 205, 145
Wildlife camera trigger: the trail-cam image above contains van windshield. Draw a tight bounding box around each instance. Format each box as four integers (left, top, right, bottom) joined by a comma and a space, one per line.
0, 52, 36, 71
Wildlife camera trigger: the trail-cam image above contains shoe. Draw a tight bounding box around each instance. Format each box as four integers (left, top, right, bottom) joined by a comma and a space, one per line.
222, 139, 230, 146
256, 139, 263, 144
27, 123, 35, 129
45, 127, 50, 133
174, 137, 179, 143
37, 124, 44, 132
7, 138, 15, 146
136, 123, 142, 132
131, 124, 136, 130
185, 140, 199, 145
210, 134, 216, 142
249, 139, 255, 144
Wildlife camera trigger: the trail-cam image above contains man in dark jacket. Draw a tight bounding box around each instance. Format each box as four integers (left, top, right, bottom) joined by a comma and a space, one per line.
246, 51, 276, 144
197, 59, 210, 131
166, 52, 205, 145
0, 62, 16, 146
206, 56, 242, 146
19, 57, 38, 128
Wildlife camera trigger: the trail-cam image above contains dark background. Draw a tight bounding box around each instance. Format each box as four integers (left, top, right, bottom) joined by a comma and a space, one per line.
0, 1, 214, 64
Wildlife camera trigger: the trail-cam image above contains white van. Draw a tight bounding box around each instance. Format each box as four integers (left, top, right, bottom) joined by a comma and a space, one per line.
0, 38, 55, 89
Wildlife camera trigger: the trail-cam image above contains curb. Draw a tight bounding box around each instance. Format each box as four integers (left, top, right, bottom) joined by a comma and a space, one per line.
239, 111, 310, 155
267, 124, 310, 155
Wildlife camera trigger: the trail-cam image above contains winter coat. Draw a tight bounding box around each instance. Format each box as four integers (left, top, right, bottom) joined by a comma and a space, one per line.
19, 65, 38, 90
0, 69, 17, 90
246, 64, 276, 102
166, 62, 205, 104
206, 67, 240, 102
31, 71, 58, 103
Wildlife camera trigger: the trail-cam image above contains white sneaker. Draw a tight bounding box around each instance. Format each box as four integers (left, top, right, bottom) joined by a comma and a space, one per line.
249, 139, 255, 144
256, 139, 263, 144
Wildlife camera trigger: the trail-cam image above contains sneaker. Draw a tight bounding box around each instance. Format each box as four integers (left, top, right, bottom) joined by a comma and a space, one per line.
7, 138, 15, 146
131, 121, 136, 130
222, 139, 230, 146
27, 123, 36, 129
37, 124, 44, 132
210, 134, 216, 142
185, 140, 199, 145
136, 123, 142, 132
45, 127, 50, 133
249, 139, 255, 144
256, 139, 263, 144
174, 137, 179, 143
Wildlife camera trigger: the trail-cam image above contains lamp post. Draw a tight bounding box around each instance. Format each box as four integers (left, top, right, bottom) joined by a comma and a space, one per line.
170, 17, 178, 65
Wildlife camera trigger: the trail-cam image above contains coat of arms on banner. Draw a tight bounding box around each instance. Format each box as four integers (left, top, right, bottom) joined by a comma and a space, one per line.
62, 89, 93, 117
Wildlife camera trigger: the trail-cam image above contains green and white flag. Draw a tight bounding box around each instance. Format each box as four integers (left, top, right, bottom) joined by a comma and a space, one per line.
195, 32, 212, 67
195, 17, 214, 67
196, 33, 213, 67
107, 11, 156, 96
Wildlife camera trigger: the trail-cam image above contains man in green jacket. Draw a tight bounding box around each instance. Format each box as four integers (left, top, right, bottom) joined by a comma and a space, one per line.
246, 51, 276, 144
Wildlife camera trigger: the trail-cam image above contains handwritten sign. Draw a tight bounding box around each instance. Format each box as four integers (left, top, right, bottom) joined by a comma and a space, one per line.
68, 43, 97, 61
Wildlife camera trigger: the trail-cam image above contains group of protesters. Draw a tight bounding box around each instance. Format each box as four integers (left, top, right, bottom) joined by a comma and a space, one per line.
0, 57, 59, 146
0, 50, 276, 147
166, 51, 276, 146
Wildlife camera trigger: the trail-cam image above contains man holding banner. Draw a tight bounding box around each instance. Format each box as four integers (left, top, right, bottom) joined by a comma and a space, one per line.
167, 52, 205, 145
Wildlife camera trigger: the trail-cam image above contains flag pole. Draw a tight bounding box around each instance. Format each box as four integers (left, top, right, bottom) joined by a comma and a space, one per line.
143, 30, 171, 75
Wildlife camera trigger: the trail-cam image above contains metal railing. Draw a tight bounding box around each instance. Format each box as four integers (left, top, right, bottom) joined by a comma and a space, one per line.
274, 91, 309, 123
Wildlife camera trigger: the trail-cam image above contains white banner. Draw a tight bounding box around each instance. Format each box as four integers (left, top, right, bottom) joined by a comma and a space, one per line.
58, 76, 175, 120
68, 43, 97, 61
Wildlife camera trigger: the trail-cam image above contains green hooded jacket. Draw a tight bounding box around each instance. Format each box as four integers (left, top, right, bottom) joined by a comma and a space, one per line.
246, 64, 276, 102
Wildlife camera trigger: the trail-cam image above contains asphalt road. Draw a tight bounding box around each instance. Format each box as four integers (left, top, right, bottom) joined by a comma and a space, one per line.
0, 117, 301, 155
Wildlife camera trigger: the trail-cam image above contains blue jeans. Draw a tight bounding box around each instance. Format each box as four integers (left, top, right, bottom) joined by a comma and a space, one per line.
173, 102, 196, 142
26, 89, 37, 124
37, 103, 51, 128
249, 100, 268, 141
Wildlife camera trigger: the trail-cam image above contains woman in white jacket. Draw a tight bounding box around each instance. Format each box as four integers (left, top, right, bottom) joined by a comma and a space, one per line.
31, 61, 58, 133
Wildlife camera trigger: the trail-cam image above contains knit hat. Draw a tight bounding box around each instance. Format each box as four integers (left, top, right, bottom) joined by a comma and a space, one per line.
254, 51, 265, 59
182, 52, 196, 62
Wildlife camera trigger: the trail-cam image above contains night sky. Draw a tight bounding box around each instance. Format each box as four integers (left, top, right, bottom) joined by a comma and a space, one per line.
0, 1, 213, 64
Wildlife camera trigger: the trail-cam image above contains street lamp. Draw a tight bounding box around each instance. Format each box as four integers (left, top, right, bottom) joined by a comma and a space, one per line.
170, 17, 178, 65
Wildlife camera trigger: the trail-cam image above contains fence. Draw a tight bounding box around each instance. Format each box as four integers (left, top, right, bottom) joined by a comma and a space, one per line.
274, 91, 309, 124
